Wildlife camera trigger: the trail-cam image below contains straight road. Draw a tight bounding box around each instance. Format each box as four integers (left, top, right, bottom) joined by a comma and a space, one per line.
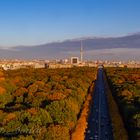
85, 68, 113, 140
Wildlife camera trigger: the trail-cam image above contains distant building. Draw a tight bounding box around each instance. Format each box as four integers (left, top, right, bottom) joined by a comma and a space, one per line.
71, 57, 79, 65
45, 63, 49, 68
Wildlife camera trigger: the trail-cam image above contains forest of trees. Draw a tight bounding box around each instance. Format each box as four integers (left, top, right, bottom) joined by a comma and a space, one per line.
1, 66, 139, 139
105, 67, 140, 140
0, 67, 96, 140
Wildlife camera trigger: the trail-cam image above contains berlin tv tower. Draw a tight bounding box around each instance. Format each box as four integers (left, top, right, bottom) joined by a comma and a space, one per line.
80, 40, 83, 63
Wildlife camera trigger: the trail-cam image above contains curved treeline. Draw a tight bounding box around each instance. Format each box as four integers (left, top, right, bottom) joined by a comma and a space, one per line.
0, 67, 97, 140
105, 67, 140, 140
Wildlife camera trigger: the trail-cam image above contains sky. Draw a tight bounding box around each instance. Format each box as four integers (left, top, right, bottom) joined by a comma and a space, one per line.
0, 0, 140, 47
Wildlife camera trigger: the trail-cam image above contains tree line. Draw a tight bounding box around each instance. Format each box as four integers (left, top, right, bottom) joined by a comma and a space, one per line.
105, 67, 140, 140
0, 67, 96, 140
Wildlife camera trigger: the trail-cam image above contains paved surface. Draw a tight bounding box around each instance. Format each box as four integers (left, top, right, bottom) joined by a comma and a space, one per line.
85, 68, 113, 140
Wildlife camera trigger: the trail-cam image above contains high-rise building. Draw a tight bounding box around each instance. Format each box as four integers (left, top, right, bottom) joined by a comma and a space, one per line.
71, 57, 79, 64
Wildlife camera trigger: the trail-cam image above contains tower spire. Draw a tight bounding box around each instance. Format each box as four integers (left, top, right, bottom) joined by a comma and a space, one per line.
80, 40, 83, 63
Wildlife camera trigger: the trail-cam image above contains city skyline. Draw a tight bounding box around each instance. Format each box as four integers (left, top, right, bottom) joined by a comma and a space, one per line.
0, 0, 140, 47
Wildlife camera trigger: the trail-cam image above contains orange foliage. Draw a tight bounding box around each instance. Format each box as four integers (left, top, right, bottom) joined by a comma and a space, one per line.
34, 81, 45, 90
0, 71, 5, 81
66, 89, 72, 94
117, 79, 124, 84
28, 83, 38, 94
0, 110, 3, 115
46, 92, 66, 100
121, 90, 133, 97
0, 71, 4, 77
131, 74, 140, 81
13, 87, 28, 96
34, 92, 46, 97
71, 85, 94, 140
27, 108, 38, 115
0, 77, 5, 81
0, 87, 6, 95
12, 76, 21, 84
3, 113, 16, 125
77, 88, 85, 98
46, 124, 70, 140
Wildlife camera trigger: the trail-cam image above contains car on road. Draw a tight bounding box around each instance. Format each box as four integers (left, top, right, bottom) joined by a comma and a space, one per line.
94, 135, 98, 140
87, 130, 91, 134
89, 136, 94, 140
92, 118, 95, 122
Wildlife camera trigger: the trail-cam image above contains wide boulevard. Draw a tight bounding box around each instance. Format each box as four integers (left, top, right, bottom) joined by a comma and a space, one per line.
85, 67, 113, 140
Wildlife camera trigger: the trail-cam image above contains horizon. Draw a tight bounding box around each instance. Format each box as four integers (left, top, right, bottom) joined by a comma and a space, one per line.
0, 0, 140, 47
0, 32, 140, 49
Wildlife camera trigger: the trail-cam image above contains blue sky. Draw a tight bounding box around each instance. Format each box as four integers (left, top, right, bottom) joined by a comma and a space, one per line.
0, 0, 140, 47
